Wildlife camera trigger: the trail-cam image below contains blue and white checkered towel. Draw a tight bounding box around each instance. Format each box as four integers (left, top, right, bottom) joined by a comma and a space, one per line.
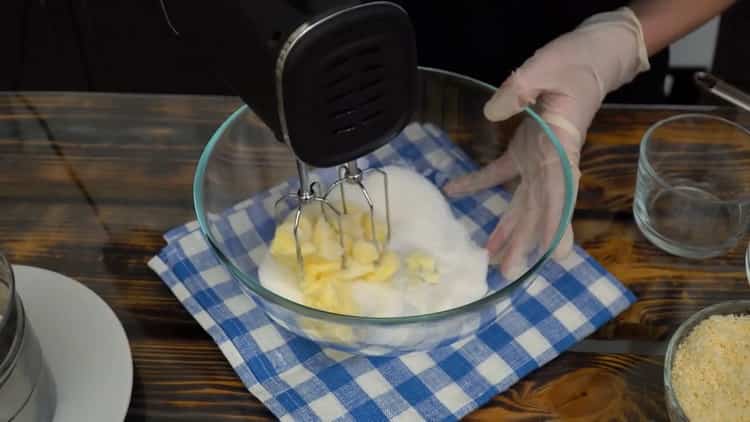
149, 122, 635, 421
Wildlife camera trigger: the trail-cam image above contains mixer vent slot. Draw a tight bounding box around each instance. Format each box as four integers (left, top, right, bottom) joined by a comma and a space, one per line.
330, 107, 356, 120
354, 46, 379, 59
362, 63, 384, 74
359, 77, 381, 91
325, 79, 383, 103
333, 125, 358, 135
326, 55, 350, 73
329, 94, 382, 121
323, 42, 387, 135
327, 72, 354, 89
360, 109, 383, 125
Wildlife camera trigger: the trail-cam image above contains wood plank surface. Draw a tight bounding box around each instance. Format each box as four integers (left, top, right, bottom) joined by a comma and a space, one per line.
1, 91, 748, 421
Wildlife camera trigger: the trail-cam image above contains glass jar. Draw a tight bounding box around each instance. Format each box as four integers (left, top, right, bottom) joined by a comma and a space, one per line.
0, 254, 56, 421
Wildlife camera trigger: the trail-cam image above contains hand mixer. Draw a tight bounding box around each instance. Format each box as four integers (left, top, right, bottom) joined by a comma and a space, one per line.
161, 1, 418, 272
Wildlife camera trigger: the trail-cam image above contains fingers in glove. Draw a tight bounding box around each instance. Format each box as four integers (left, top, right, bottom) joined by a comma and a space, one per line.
443, 152, 518, 197
553, 226, 574, 260
539, 118, 581, 261
498, 204, 541, 280
540, 163, 580, 254
540, 186, 577, 261
483, 49, 576, 124
537, 180, 575, 261
486, 188, 526, 255
484, 71, 540, 122
488, 186, 541, 279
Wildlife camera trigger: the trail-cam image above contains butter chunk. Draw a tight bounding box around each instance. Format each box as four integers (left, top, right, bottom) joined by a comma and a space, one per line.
339, 260, 375, 281
406, 251, 435, 273
270, 217, 314, 257
419, 270, 440, 284
303, 278, 358, 315
268, 205, 403, 317
364, 251, 400, 282
406, 251, 440, 284
352, 240, 379, 265
302, 255, 341, 284
270, 224, 293, 256
287, 215, 313, 242
313, 217, 343, 260
342, 234, 354, 256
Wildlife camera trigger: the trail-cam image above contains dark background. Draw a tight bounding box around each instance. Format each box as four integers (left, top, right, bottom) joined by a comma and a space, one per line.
0, 0, 748, 105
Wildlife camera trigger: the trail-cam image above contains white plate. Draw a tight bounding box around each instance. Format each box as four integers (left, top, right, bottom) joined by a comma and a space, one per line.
14, 265, 133, 422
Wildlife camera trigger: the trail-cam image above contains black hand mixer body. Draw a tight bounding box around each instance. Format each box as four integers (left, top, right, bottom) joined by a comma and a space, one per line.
161, 0, 418, 166
162, 0, 418, 271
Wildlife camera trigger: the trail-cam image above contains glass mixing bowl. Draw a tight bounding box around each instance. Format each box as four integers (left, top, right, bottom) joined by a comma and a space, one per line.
194, 67, 574, 355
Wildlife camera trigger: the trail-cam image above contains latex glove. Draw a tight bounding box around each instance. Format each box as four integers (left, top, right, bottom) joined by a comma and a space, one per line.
444, 7, 649, 278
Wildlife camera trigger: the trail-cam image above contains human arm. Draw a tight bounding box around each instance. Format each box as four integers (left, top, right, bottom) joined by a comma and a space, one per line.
631, 0, 736, 55
444, 1, 735, 276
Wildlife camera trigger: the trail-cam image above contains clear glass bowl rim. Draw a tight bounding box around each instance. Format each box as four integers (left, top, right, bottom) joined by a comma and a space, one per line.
639, 113, 750, 206
193, 66, 575, 325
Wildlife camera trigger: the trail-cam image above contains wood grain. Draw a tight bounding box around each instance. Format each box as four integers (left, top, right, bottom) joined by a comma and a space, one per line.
1, 92, 748, 421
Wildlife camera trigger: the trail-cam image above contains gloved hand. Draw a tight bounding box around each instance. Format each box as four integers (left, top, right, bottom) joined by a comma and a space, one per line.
444, 7, 650, 278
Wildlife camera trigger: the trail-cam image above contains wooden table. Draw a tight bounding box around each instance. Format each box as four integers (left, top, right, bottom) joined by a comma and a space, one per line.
1, 92, 748, 421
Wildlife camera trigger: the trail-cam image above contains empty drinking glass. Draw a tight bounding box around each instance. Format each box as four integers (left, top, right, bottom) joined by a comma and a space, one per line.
634, 114, 750, 259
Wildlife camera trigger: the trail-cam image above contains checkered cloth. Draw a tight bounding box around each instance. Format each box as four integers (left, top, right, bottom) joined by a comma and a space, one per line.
149, 121, 635, 421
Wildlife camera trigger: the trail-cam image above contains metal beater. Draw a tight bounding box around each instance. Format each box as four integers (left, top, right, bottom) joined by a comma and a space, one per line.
274, 157, 392, 273
325, 161, 391, 253
274, 160, 347, 272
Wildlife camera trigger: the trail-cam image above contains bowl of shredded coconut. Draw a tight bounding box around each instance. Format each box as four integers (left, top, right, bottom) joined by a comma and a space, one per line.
664, 300, 750, 422
193, 67, 575, 355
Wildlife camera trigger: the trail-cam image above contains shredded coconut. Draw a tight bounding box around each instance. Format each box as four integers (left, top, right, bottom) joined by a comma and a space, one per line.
671, 313, 750, 422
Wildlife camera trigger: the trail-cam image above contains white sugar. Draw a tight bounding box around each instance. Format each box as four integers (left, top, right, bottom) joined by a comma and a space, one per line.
258, 165, 489, 317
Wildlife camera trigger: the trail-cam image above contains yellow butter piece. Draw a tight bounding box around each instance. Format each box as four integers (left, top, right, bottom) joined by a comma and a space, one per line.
313, 215, 334, 245
270, 235, 315, 258
270, 223, 316, 273
405, 251, 440, 284
420, 270, 440, 284
352, 240, 379, 265
303, 255, 342, 284
303, 280, 357, 315
316, 284, 338, 310
267, 204, 404, 316
329, 281, 356, 314
300, 241, 316, 256
270, 216, 315, 256
406, 251, 435, 273
282, 215, 312, 242
364, 251, 400, 282
342, 234, 354, 256
269, 224, 295, 256
313, 216, 344, 261
339, 260, 375, 280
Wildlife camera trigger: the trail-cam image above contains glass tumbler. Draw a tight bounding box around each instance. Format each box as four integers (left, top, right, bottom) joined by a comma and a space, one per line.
0, 254, 56, 421
634, 114, 750, 259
